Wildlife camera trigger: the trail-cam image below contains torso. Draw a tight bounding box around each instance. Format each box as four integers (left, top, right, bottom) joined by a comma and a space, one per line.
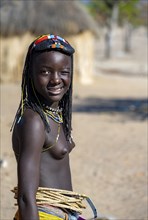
12, 109, 74, 191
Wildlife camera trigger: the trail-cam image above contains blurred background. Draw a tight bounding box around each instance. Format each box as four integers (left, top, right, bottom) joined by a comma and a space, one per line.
0, 0, 147, 219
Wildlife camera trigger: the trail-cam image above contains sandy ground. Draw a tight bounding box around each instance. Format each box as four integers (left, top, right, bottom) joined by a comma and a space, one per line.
0, 73, 147, 220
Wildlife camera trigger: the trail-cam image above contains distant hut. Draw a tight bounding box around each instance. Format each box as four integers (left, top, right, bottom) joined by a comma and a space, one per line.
0, 0, 99, 84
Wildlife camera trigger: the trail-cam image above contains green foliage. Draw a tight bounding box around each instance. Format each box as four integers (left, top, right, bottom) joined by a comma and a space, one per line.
118, 0, 142, 26
85, 0, 146, 27
87, 0, 114, 21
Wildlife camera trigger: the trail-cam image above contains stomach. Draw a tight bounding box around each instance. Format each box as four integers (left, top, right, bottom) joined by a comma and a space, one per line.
39, 151, 73, 191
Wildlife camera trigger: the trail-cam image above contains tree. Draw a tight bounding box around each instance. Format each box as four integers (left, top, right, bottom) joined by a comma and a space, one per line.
84, 0, 143, 58
118, 0, 141, 52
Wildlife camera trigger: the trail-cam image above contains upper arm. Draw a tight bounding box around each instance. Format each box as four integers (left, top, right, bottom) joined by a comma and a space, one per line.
17, 110, 45, 201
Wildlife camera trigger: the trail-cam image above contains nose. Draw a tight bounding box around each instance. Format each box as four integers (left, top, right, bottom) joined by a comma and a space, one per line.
49, 72, 60, 85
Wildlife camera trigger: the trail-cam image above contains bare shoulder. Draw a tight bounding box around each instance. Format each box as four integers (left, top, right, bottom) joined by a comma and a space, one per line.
18, 108, 44, 131
16, 108, 45, 143
14, 108, 46, 154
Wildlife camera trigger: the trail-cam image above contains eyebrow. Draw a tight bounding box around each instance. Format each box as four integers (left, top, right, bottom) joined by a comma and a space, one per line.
40, 65, 70, 70
62, 67, 70, 70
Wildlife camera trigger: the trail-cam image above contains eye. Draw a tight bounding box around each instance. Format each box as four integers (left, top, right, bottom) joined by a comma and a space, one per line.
61, 71, 70, 76
40, 70, 50, 76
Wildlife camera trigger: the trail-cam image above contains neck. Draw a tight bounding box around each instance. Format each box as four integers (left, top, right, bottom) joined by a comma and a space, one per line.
31, 89, 59, 109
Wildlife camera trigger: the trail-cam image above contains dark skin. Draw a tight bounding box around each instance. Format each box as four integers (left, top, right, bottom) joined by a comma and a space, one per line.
12, 51, 75, 220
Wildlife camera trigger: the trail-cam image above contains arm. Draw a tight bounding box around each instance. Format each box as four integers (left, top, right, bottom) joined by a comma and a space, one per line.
17, 110, 45, 220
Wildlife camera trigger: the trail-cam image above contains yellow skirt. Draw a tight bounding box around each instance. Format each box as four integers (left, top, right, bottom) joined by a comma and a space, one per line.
14, 207, 68, 220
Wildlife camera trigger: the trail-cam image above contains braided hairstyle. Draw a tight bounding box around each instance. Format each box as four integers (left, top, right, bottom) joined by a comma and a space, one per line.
11, 34, 75, 141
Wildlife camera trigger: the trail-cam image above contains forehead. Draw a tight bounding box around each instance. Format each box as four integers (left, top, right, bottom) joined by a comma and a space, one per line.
31, 50, 71, 66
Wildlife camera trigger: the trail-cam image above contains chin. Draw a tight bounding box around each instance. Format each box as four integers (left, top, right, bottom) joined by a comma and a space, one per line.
47, 95, 63, 103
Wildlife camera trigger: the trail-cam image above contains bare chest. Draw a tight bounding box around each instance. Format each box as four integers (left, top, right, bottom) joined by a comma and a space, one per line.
43, 123, 70, 159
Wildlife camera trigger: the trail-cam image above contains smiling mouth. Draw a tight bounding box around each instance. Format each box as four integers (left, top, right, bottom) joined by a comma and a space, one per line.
47, 87, 63, 95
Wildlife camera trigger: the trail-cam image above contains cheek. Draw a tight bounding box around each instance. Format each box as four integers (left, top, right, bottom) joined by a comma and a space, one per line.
65, 74, 71, 84
33, 75, 48, 88
64, 77, 71, 90
31, 66, 47, 87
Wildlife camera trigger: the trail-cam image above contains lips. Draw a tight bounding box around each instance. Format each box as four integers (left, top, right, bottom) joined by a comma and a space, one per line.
47, 86, 63, 95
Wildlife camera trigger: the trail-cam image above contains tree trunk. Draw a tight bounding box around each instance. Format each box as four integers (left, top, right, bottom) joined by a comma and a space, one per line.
104, 22, 112, 59
123, 21, 133, 53
104, 1, 119, 59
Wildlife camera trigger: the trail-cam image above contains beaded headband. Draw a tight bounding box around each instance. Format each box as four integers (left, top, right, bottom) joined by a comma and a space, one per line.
30, 34, 75, 55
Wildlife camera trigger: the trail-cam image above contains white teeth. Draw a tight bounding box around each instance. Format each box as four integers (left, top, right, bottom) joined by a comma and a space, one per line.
53, 88, 61, 91
48, 87, 63, 94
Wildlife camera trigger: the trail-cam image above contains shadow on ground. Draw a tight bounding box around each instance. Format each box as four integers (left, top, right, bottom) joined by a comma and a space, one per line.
73, 97, 148, 121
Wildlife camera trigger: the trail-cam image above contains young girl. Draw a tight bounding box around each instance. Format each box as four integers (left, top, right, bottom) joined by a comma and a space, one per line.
11, 34, 97, 220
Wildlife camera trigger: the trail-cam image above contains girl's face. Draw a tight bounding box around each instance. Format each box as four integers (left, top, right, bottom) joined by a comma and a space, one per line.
31, 51, 71, 107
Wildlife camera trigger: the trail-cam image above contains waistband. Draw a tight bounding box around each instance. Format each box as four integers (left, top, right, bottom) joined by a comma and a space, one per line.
12, 186, 97, 219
